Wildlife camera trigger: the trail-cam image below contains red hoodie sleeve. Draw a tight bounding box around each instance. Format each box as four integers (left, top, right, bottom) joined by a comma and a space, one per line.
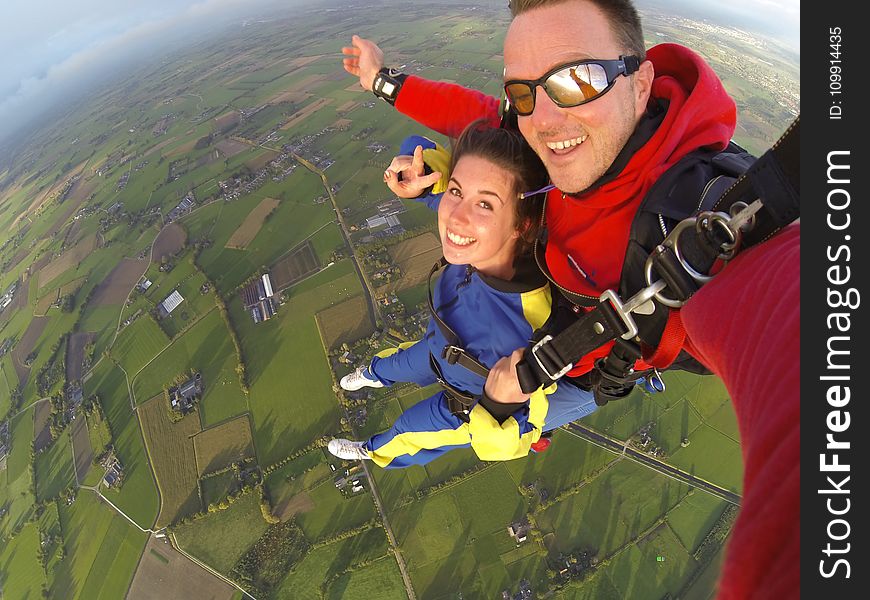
395, 75, 501, 138
681, 223, 800, 600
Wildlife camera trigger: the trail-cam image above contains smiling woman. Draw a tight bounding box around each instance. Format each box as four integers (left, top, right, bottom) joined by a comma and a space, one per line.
329, 124, 602, 469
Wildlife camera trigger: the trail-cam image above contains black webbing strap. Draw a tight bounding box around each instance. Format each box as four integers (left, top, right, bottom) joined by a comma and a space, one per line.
651, 117, 802, 304
429, 353, 474, 423
427, 259, 490, 379
516, 118, 801, 395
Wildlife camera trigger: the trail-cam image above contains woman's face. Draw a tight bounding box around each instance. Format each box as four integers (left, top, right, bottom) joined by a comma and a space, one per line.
438, 154, 520, 278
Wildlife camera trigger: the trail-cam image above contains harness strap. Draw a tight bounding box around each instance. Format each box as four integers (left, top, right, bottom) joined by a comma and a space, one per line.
429, 353, 474, 423
516, 117, 801, 395
642, 309, 687, 369
425, 259, 492, 422
427, 259, 490, 379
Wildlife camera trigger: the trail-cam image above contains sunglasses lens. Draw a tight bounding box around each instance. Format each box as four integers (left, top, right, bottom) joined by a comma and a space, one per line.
545, 63, 609, 106
505, 83, 536, 115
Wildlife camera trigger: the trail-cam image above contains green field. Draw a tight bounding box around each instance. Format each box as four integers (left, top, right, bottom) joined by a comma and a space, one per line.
264, 449, 330, 512
327, 555, 407, 600
272, 527, 391, 598
139, 397, 202, 527
0, 522, 48, 598
504, 428, 618, 498
0, 1, 797, 595
34, 428, 77, 502
200, 470, 238, 506
536, 460, 691, 558
112, 314, 170, 375
173, 491, 269, 573
233, 274, 352, 465
296, 478, 377, 542
666, 491, 730, 555
2, 405, 36, 538
51, 491, 148, 599
85, 359, 160, 528
131, 310, 248, 428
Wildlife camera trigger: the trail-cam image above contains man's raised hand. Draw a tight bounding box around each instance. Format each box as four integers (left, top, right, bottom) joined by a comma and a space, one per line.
383, 145, 442, 199
341, 35, 384, 92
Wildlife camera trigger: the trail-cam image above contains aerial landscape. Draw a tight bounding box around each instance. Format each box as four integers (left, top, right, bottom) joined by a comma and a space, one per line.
0, 0, 798, 599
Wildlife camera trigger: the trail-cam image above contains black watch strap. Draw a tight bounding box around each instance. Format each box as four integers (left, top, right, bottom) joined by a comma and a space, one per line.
372, 68, 406, 105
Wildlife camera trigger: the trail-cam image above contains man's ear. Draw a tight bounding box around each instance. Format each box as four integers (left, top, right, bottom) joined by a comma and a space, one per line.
633, 59, 655, 119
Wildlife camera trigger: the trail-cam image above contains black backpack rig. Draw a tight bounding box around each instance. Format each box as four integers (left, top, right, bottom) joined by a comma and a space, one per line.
516, 118, 800, 406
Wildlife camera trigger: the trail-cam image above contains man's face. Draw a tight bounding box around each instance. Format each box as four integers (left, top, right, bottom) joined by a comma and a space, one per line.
503, 0, 651, 194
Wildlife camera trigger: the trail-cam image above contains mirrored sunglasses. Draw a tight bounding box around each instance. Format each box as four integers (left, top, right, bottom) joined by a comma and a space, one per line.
504, 56, 640, 116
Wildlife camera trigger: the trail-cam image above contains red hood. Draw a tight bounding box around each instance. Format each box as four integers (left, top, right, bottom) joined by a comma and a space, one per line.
572, 42, 737, 208
545, 43, 737, 307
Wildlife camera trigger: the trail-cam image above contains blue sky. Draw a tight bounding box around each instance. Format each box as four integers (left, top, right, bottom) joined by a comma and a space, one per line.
0, 0, 798, 146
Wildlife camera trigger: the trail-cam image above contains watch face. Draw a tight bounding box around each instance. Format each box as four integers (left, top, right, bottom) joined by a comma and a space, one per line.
380, 81, 396, 96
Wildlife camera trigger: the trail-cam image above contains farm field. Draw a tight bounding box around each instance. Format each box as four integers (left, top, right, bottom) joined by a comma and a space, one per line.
225, 197, 280, 249
139, 395, 202, 527
34, 427, 77, 502
2, 405, 37, 538
192, 415, 256, 475
0, 522, 47, 599
127, 535, 237, 600
173, 491, 270, 574
272, 527, 391, 598
233, 277, 352, 465
131, 310, 247, 427
85, 359, 160, 528
317, 294, 375, 351
112, 314, 170, 376
200, 470, 239, 506
47, 491, 148, 599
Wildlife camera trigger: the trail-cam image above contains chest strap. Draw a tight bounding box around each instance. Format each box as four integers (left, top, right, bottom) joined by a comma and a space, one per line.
516, 117, 800, 398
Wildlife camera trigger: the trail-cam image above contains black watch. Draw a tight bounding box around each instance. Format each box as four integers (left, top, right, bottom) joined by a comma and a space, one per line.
372, 67, 406, 105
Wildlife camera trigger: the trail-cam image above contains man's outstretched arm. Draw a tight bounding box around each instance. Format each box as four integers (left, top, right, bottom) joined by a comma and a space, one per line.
342, 35, 501, 137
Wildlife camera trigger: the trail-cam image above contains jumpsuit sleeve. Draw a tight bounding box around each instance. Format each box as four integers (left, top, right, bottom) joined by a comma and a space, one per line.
397, 134, 451, 209
468, 384, 564, 460
395, 75, 501, 138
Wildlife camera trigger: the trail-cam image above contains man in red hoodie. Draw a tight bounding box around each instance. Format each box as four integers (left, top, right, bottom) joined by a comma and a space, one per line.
343, 1, 799, 597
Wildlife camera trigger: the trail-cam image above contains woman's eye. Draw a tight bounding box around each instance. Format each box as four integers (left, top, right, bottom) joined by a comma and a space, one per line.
477, 200, 492, 210
448, 187, 462, 197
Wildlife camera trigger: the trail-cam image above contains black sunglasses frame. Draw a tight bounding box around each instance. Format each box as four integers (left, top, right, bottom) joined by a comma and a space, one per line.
504, 55, 641, 116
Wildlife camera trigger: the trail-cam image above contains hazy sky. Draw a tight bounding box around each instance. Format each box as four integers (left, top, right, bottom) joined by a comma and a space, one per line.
0, 0, 798, 147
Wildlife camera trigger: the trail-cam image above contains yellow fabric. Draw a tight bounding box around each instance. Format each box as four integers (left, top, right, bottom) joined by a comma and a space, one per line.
527, 386, 551, 429
520, 285, 552, 332
369, 425, 471, 468
467, 404, 541, 461
422, 146, 451, 195
375, 340, 419, 359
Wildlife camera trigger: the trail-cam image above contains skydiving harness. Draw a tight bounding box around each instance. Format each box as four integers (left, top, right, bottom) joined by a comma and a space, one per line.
425, 259, 490, 422
516, 117, 801, 405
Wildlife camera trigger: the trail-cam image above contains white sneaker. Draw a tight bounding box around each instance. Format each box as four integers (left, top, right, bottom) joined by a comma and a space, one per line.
340, 366, 384, 391
328, 439, 371, 460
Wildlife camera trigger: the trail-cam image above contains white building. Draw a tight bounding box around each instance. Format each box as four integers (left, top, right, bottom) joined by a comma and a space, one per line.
161, 290, 184, 314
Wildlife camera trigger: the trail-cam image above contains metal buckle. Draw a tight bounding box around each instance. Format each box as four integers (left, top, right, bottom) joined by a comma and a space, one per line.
442, 345, 463, 365
531, 335, 573, 381
645, 368, 666, 393
599, 284, 665, 340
